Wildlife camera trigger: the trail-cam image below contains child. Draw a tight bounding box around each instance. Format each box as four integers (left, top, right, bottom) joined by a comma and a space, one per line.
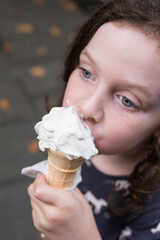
28, 0, 160, 239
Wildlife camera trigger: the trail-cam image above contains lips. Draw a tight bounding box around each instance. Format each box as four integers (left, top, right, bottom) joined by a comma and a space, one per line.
79, 114, 98, 140
80, 118, 98, 140
80, 118, 88, 129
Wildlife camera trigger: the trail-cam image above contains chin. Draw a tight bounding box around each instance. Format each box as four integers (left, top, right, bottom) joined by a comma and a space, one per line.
94, 143, 107, 155
95, 143, 117, 155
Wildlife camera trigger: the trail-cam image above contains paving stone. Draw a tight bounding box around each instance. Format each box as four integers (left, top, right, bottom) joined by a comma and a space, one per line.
0, 120, 47, 181
0, 178, 39, 240
0, 52, 10, 68
12, 60, 64, 99
0, 82, 37, 124
0, 0, 85, 38
0, 0, 94, 238
6, 34, 69, 62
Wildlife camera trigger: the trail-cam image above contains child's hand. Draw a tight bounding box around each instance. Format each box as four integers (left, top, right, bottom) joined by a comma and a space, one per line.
28, 174, 101, 240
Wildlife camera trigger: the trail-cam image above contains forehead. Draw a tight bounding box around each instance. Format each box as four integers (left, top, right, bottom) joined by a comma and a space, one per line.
83, 22, 160, 101
90, 22, 159, 52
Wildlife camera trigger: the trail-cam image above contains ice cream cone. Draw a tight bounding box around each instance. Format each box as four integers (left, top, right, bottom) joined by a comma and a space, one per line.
48, 149, 85, 189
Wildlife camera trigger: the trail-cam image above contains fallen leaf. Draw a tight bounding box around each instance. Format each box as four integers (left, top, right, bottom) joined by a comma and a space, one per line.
0, 98, 11, 110
62, 0, 78, 11
2, 43, 13, 53
36, 45, 47, 55
28, 140, 39, 154
15, 23, 34, 34
29, 66, 46, 77
49, 26, 63, 37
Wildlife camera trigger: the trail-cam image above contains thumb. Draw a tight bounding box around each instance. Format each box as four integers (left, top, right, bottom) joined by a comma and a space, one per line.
34, 174, 48, 186
33, 176, 72, 207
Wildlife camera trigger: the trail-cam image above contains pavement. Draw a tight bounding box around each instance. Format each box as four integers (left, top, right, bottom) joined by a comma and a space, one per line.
0, 0, 103, 239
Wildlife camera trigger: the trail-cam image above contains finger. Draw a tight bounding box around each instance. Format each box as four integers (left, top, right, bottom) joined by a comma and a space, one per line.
34, 174, 48, 187
27, 175, 47, 200
28, 175, 55, 204
28, 182, 34, 198
31, 197, 47, 217
28, 182, 49, 211
30, 175, 75, 207
34, 184, 72, 207
31, 203, 47, 233
30, 193, 55, 231
28, 181, 57, 232
29, 178, 82, 208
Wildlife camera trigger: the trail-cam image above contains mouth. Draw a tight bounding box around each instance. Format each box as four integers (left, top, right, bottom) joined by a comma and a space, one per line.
80, 118, 97, 141
79, 113, 88, 129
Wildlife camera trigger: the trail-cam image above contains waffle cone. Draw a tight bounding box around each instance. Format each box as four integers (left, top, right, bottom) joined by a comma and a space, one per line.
48, 149, 85, 189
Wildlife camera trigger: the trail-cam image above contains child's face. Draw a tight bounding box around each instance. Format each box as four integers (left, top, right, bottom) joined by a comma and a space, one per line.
63, 22, 160, 157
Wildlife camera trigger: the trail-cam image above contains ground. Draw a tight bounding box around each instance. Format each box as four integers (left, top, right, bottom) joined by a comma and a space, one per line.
0, 0, 90, 239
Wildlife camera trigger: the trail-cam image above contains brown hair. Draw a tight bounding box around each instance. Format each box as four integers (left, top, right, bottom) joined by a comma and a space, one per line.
62, 0, 160, 216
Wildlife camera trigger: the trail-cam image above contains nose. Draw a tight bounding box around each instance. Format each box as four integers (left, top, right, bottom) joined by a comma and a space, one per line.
77, 93, 104, 123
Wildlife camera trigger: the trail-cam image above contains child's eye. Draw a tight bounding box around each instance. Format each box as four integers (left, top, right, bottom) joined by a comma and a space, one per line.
120, 96, 137, 109
79, 67, 94, 80
82, 68, 91, 79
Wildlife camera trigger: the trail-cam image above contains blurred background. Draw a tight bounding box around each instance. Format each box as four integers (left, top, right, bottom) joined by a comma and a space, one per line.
0, 0, 102, 239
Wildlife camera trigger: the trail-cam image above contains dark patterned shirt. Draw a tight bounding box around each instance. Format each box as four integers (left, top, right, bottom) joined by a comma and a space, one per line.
78, 160, 160, 240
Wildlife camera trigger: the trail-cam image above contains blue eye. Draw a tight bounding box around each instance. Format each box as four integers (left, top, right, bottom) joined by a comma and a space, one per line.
120, 96, 137, 109
78, 66, 96, 82
82, 68, 92, 79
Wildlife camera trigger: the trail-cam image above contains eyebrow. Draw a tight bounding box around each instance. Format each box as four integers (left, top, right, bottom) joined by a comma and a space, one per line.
122, 83, 154, 99
81, 50, 97, 67
81, 50, 155, 100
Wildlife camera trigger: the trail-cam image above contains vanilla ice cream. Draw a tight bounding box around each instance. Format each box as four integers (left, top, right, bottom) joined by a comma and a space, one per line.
34, 106, 98, 160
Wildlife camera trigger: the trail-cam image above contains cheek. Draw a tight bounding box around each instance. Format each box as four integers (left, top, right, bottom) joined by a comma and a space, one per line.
63, 84, 80, 107
97, 115, 143, 152
96, 129, 138, 154
62, 89, 72, 107
99, 115, 156, 154
62, 76, 75, 107
62, 71, 85, 107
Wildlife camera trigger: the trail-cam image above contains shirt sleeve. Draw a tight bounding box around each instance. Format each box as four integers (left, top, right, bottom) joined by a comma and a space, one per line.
119, 191, 160, 240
